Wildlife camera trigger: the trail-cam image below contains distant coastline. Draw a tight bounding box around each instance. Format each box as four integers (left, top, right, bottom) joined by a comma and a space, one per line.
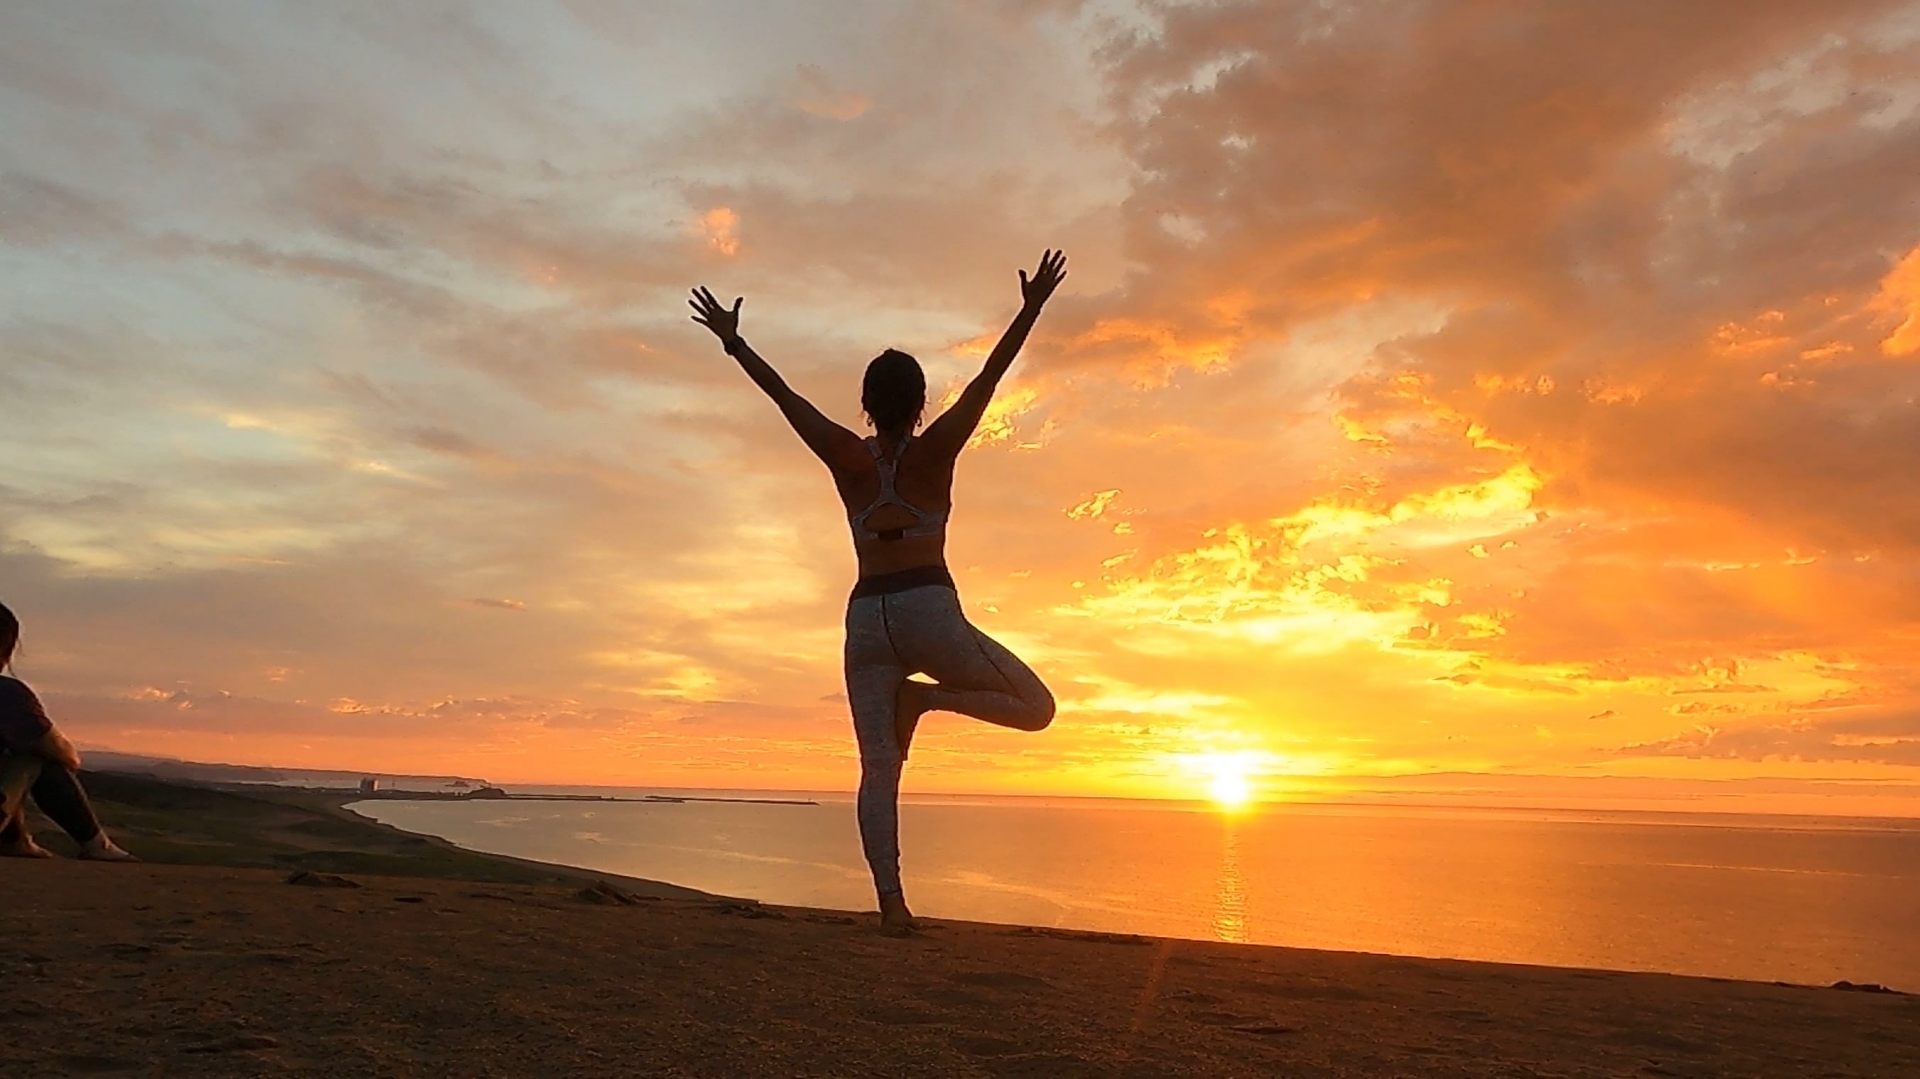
340, 787, 818, 807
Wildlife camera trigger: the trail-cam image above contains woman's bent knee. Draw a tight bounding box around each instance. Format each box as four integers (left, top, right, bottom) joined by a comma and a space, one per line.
1021, 691, 1056, 732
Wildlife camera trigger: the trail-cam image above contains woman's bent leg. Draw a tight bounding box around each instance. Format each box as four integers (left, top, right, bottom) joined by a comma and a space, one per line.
893, 590, 1054, 732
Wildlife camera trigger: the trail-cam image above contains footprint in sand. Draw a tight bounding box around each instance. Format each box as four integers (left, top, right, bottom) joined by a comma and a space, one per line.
868, 1005, 943, 1026
1008, 926, 1149, 945
184, 1034, 281, 1054
916, 986, 989, 1007
1231, 1022, 1300, 1038
950, 970, 1051, 990
949, 1034, 1021, 1057
1189, 1009, 1300, 1037
978, 1050, 1100, 1076
232, 950, 306, 965
54, 1052, 145, 1074
1247, 979, 1369, 1003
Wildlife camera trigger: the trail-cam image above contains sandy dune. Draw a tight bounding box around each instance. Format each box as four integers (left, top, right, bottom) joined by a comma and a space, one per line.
2, 861, 1914, 1077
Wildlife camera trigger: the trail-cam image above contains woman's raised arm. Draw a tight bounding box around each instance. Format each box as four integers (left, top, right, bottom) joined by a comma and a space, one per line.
689, 286, 863, 468
922, 249, 1067, 454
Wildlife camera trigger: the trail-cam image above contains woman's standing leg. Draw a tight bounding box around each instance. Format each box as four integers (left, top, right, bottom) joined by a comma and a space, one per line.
844, 596, 911, 907
891, 588, 1054, 732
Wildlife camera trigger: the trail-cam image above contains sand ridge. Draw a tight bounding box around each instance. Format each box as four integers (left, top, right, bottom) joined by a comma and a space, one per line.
2, 861, 1914, 1077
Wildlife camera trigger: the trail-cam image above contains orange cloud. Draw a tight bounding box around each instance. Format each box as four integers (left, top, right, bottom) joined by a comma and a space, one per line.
787, 64, 871, 121
699, 207, 740, 256
1876, 245, 1920, 357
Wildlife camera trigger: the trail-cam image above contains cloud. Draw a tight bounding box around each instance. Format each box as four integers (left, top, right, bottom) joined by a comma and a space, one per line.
1619, 708, 1920, 766
786, 64, 871, 121
4, 1, 1920, 800
467, 597, 528, 611
699, 206, 741, 256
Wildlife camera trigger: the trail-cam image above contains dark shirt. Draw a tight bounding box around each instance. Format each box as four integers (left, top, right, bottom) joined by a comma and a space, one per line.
0, 675, 54, 754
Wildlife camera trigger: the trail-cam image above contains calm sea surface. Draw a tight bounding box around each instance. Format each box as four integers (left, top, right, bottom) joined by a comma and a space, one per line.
352, 791, 1920, 989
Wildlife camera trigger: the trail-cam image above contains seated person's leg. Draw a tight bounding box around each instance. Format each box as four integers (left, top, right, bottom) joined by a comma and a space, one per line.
0, 753, 51, 857
30, 762, 100, 844
30, 765, 134, 860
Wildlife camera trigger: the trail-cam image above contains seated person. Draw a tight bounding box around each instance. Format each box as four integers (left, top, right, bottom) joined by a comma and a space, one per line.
0, 602, 135, 861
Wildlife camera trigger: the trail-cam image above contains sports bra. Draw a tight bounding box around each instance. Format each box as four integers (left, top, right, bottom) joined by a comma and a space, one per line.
848, 436, 948, 542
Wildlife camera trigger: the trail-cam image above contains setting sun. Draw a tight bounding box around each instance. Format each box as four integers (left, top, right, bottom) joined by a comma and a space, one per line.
1189, 752, 1259, 810
1211, 768, 1254, 810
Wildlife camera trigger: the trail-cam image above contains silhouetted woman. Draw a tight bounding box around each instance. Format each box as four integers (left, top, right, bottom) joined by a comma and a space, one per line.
689, 250, 1067, 933
0, 602, 137, 860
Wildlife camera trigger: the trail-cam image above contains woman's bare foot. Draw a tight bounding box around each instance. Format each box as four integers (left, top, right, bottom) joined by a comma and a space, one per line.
79, 834, 138, 862
878, 892, 919, 936
1, 835, 53, 859
894, 681, 930, 761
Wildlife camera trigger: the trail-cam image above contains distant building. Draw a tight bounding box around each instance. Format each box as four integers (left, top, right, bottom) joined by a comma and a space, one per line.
358, 776, 382, 794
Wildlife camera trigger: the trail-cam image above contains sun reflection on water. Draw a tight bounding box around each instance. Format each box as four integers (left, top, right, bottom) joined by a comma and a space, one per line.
1212, 820, 1248, 944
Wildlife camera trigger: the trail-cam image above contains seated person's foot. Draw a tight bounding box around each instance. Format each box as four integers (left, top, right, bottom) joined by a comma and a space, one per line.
878, 892, 919, 937
894, 681, 931, 762
0, 834, 53, 859
78, 834, 138, 862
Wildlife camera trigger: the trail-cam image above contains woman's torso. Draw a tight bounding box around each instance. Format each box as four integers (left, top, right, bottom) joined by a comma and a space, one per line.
832, 434, 955, 579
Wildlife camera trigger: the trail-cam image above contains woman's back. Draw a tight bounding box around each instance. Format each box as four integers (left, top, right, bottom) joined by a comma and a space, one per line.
834, 433, 957, 577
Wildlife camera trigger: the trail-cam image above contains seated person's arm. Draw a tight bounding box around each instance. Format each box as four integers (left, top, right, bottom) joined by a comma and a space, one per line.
35, 727, 81, 771
0, 677, 78, 770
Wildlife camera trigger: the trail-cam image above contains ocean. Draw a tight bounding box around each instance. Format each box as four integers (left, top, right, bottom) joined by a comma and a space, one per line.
351, 791, 1920, 990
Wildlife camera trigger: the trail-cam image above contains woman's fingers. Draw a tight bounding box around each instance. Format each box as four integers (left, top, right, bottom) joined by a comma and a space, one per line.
1031, 249, 1065, 283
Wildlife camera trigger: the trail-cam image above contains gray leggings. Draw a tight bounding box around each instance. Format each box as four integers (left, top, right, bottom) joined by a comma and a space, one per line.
844, 584, 1053, 897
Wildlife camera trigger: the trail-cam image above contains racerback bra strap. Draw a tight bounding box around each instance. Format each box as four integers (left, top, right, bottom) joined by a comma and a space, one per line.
849, 435, 948, 542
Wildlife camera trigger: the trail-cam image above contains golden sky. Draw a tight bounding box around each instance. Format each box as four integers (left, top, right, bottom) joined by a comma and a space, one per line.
3, 2, 1920, 813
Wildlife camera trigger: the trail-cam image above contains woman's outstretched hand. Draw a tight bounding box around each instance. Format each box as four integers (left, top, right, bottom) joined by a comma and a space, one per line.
688, 286, 744, 346
1018, 249, 1068, 311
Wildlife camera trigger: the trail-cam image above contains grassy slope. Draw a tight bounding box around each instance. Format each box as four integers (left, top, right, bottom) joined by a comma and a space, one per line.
24, 770, 707, 895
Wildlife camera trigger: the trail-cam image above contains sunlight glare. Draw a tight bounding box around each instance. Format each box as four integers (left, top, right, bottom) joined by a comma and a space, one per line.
1209, 761, 1255, 811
